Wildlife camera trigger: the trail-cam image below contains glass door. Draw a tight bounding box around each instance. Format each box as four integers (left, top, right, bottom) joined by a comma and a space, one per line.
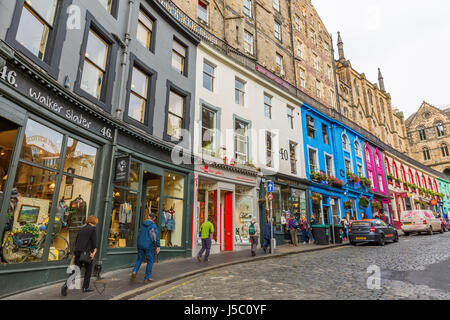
140, 165, 163, 244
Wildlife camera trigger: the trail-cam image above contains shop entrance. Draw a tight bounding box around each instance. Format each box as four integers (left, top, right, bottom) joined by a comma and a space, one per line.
141, 169, 162, 237
221, 190, 233, 251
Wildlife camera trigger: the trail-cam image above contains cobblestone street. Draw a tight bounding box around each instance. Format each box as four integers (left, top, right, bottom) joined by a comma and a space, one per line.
134, 232, 450, 300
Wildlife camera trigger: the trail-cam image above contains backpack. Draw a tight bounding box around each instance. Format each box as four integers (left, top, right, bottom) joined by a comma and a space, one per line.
292, 219, 300, 229
249, 223, 256, 236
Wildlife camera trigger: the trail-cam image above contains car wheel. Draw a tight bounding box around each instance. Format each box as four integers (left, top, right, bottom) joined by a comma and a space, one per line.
350, 241, 356, 246
428, 226, 433, 235
378, 235, 385, 246
393, 232, 399, 243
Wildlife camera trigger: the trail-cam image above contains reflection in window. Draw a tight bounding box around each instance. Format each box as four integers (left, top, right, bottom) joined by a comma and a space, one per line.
64, 138, 97, 179
0, 117, 19, 194
109, 189, 138, 248
137, 9, 153, 49
162, 171, 185, 247
167, 90, 184, 139
172, 40, 186, 74
128, 66, 149, 123
235, 187, 254, 244
20, 119, 63, 169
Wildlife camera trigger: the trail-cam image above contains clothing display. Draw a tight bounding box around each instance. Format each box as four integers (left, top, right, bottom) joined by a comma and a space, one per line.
166, 208, 175, 231
69, 196, 87, 227
118, 202, 133, 224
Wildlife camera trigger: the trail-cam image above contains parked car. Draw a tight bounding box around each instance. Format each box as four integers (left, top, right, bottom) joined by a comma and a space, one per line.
400, 210, 443, 236
349, 219, 399, 246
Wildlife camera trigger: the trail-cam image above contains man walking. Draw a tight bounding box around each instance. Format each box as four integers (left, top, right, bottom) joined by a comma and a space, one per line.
287, 215, 299, 246
130, 213, 160, 283
249, 216, 260, 256
262, 219, 272, 253
197, 216, 214, 262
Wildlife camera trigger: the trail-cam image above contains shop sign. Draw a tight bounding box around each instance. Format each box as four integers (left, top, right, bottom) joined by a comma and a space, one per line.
200, 165, 224, 176
114, 155, 131, 182
0, 62, 113, 140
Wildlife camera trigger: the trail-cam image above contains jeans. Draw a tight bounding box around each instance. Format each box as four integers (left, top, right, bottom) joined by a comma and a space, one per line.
250, 235, 259, 254
133, 248, 154, 280
198, 238, 212, 261
301, 229, 309, 243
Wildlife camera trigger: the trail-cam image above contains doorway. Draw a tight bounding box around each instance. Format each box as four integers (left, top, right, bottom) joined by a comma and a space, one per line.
140, 170, 163, 241
222, 190, 233, 251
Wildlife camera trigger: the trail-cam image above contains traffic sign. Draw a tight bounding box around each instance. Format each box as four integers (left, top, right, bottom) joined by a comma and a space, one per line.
267, 182, 274, 193
268, 193, 273, 201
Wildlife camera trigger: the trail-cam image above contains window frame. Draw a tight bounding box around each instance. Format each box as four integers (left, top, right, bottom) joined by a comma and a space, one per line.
274, 21, 282, 41
324, 153, 334, 177
198, 0, 209, 24
74, 12, 118, 112
163, 80, 192, 142
289, 141, 298, 175
202, 60, 216, 92
136, 6, 157, 53
243, 0, 252, 18
201, 105, 218, 155
243, 30, 254, 55
235, 78, 246, 106
287, 106, 295, 130
307, 146, 319, 174
123, 53, 157, 132
5, 0, 72, 79
172, 37, 188, 76
264, 93, 272, 119
98, 0, 119, 18
234, 117, 250, 164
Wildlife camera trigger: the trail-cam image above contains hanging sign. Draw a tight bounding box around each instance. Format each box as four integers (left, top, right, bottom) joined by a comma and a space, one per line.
114, 155, 131, 182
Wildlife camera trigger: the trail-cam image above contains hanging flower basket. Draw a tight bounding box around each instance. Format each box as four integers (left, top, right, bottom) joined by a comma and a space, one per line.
359, 196, 370, 208
328, 176, 344, 188
343, 200, 353, 210
360, 177, 372, 188
311, 192, 322, 203
310, 171, 327, 183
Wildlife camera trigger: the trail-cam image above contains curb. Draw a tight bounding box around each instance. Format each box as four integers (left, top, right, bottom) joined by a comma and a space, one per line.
111, 242, 349, 300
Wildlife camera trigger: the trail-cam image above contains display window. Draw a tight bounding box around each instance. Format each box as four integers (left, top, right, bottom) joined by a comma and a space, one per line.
108, 160, 141, 248
1, 118, 98, 265
235, 187, 254, 244
208, 190, 218, 242
161, 171, 185, 248
268, 185, 283, 232
0, 116, 19, 206
291, 188, 307, 222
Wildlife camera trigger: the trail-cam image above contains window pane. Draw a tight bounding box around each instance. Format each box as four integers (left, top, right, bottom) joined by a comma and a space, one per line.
128, 92, 147, 123
109, 188, 138, 248
20, 119, 63, 169
161, 198, 183, 247
137, 23, 151, 48
163, 172, 184, 198
172, 52, 184, 74
235, 79, 245, 90
0, 117, 19, 194
131, 67, 148, 98
28, 0, 58, 25
168, 91, 184, 117
1, 163, 55, 264
235, 191, 254, 244
86, 30, 108, 70
203, 73, 213, 91
167, 115, 182, 139
202, 107, 215, 130
16, 6, 49, 59
115, 161, 141, 190
98, 0, 113, 13
81, 60, 104, 99
64, 138, 97, 179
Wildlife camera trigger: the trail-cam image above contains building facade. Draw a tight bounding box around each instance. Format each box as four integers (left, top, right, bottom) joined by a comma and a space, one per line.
302, 104, 374, 227
0, 0, 199, 297
405, 101, 450, 176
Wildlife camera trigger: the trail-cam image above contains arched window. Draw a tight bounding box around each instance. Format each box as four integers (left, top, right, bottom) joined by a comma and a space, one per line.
354, 140, 362, 157
408, 169, 414, 184
428, 178, 433, 191
441, 143, 449, 157
385, 158, 391, 174
416, 172, 421, 187
423, 147, 431, 161
368, 89, 373, 104
422, 174, 427, 189
393, 161, 399, 179
342, 133, 350, 151
401, 165, 407, 182
436, 122, 445, 137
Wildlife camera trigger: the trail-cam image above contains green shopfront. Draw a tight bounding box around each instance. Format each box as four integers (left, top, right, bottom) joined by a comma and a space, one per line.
0, 58, 193, 297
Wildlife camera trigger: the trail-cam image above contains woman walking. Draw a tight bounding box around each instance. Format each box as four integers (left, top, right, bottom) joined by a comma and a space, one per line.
300, 216, 310, 244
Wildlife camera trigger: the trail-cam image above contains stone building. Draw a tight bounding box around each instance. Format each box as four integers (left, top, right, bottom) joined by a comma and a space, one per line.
405, 101, 450, 176
334, 33, 410, 155
170, 0, 337, 109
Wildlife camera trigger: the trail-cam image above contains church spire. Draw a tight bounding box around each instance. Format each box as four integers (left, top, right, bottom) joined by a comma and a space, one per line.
337, 32, 345, 61
378, 68, 385, 92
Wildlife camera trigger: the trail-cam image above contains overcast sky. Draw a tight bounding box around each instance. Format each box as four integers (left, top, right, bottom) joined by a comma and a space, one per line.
313, 0, 450, 119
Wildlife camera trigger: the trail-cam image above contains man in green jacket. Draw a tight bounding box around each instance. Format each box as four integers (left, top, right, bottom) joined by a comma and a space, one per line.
197, 216, 214, 262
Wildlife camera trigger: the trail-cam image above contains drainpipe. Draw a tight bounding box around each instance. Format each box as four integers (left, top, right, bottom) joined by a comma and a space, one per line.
95, 0, 133, 278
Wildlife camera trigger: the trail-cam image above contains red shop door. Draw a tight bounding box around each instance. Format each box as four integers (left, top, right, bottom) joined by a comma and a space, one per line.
224, 192, 233, 251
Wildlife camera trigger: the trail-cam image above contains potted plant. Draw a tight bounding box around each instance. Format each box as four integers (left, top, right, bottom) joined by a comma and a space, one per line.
328, 176, 344, 188
359, 196, 370, 208
311, 171, 327, 183
344, 200, 353, 210
311, 192, 322, 203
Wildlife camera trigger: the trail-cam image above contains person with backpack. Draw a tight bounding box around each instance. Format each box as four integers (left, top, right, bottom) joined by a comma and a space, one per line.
248, 216, 260, 256
197, 216, 214, 262
287, 215, 300, 246
130, 213, 160, 283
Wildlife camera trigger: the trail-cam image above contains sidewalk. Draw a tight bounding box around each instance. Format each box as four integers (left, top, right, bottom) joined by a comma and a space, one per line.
2, 241, 349, 300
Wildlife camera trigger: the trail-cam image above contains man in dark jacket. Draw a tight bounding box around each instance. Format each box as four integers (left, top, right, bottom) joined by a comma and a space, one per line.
262, 220, 272, 253
130, 213, 160, 283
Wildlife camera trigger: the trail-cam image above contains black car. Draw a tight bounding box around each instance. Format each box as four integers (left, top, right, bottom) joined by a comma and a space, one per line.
349, 219, 399, 246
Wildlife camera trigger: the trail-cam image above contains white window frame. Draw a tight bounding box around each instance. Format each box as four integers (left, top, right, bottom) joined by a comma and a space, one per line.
274, 21, 281, 41
324, 153, 334, 177
198, 0, 209, 23
244, 30, 254, 54
203, 60, 215, 92
235, 77, 246, 106
201, 105, 217, 155
234, 119, 249, 164
243, 0, 252, 17
308, 146, 319, 174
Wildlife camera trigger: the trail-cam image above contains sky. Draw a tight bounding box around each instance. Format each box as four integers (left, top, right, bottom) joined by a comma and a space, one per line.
313, 0, 450, 119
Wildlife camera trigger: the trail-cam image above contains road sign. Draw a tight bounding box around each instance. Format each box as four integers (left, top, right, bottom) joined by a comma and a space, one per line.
267, 182, 274, 193
268, 193, 273, 201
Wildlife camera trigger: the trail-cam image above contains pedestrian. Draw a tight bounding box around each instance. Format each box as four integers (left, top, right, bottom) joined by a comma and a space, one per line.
341, 218, 348, 240
300, 216, 310, 244
287, 215, 299, 246
262, 219, 272, 253
61, 215, 98, 296
130, 213, 160, 283
248, 216, 260, 256
197, 216, 214, 262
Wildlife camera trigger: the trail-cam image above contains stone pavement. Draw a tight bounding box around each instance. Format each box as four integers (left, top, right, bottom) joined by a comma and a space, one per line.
3, 240, 351, 300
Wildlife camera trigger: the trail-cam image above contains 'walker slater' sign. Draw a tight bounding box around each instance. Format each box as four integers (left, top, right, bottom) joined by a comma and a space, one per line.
0, 62, 113, 141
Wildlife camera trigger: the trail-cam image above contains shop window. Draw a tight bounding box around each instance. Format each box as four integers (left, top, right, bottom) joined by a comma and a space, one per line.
161, 172, 185, 247
108, 160, 141, 248
270, 185, 283, 233
235, 187, 254, 244
197, 190, 206, 234
15, 0, 58, 61
0, 117, 19, 195
208, 190, 218, 242
64, 138, 97, 179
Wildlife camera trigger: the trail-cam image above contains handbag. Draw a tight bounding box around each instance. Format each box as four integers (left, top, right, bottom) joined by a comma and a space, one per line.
79, 251, 92, 264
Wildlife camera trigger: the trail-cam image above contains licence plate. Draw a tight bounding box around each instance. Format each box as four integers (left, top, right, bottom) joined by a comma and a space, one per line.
356, 237, 366, 240
402, 222, 411, 225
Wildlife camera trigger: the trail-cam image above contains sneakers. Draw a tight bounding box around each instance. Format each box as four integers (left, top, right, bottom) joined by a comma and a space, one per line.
197, 256, 202, 262
144, 279, 153, 283
130, 271, 136, 283
82, 288, 94, 293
